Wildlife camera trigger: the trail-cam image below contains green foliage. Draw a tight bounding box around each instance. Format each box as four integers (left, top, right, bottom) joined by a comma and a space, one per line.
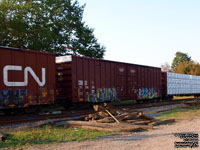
0, 126, 114, 148
171, 51, 191, 71
0, 0, 105, 58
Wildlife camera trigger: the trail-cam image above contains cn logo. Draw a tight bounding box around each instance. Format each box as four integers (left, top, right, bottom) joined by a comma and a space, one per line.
3, 65, 46, 87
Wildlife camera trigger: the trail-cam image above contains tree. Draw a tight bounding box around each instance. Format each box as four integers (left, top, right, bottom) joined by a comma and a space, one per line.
171, 51, 191, 71
172, 60, 200, 75
0, 0, 105, 58
189, 62, 200, 75
173, 61, 192, 74
161, 62, 171, 72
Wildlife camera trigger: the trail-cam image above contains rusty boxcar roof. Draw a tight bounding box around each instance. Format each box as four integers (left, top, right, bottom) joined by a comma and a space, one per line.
0, 46, 56, 56
56, 55, 161, 69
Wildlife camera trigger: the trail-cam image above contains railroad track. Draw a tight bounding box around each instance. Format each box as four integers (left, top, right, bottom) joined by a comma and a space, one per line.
0, 109, 95, 127
0, 98, 199, 127
113, 98, 200, 109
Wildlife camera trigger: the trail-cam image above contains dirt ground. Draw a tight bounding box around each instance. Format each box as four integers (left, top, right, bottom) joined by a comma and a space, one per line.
12, 116, 200, 150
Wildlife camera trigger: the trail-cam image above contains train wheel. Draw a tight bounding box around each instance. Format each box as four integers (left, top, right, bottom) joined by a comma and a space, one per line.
63, 101, 72, 110
23, 107, 37, 114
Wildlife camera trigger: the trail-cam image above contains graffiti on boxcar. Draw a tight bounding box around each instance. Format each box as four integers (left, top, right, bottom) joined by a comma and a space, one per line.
137, 88, 158, 100
0, 89, 27, 107
86, 88, 119, 102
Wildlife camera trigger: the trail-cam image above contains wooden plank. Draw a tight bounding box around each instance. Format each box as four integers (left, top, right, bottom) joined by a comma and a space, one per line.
105, 110, 120, 124
150, 119, 175, 126
55, 121, 153, 132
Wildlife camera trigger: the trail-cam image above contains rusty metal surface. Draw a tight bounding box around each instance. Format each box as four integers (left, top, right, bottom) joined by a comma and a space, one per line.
161, 72, 167, 98
56, 55, 161, 103
0, 47, 56, 109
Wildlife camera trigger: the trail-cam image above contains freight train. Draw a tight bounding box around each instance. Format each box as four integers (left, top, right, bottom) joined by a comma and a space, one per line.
0, 47, 200, 111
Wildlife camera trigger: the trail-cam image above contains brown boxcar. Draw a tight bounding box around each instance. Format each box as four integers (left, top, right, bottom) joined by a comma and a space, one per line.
0, 47, 56, 109
56, 55, 161, 103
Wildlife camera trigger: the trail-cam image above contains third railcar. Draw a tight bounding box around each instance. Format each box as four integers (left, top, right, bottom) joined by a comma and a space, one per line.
162, 72, 200, 98
56, 55, 161, 103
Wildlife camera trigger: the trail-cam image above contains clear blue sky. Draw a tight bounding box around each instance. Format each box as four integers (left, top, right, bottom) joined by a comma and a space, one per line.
78, 0, 200, 67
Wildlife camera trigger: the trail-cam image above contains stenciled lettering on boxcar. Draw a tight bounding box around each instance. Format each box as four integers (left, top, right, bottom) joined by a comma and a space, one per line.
86, 88, 119, 102
137, 88, 159, 100
0, 89, 28, 107
3, 65, 46, 87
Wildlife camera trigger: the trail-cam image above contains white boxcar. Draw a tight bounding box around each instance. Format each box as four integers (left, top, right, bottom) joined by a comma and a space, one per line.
167, 72, 200, 95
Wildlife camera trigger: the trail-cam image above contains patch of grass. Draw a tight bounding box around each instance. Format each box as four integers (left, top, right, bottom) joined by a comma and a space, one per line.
156, 104, 200, 121
0, 126, 115, 148
111, 100, 136, 104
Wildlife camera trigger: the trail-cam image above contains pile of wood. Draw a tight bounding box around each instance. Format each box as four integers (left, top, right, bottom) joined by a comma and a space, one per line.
86, 105, 149, 124
54, 104, 175, 132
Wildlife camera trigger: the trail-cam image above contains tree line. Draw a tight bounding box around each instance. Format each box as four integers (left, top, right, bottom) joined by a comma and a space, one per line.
161, 51, 200, 76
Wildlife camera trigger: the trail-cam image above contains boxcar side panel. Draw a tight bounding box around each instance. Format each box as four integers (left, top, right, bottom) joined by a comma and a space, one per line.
56, 55, 161, 103
69, 56, 119, 103
136, 66, 161, 100
0, 47, 56, 109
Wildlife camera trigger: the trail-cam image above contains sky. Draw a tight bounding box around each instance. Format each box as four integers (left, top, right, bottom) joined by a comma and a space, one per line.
78, 0, 200, 67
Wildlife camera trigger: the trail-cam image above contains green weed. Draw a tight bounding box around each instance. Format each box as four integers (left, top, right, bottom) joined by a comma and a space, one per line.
0, 126, 115, 148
